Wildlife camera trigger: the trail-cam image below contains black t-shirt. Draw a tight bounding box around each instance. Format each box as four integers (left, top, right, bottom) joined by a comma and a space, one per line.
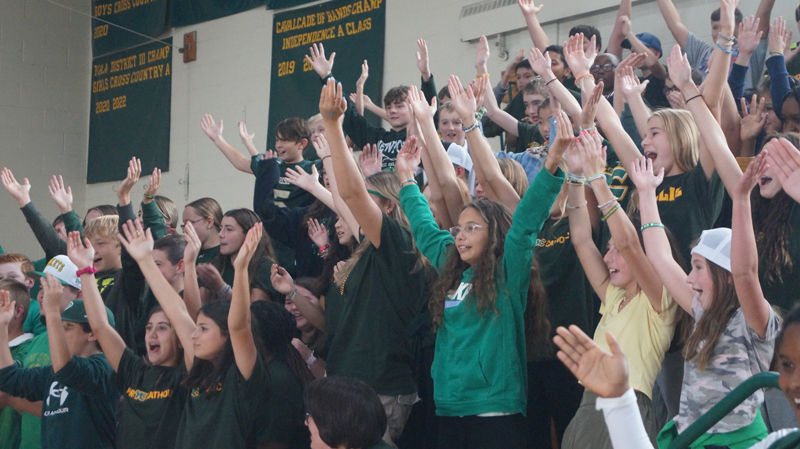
114, 348, 188, 449
175, 356, 267, 449
323, 215, 431, 396
760, 201, 800, 313
642, 73, 670, 110
196, 246, 219, 265
254, 359, 309, 448
219, 258, 278, 298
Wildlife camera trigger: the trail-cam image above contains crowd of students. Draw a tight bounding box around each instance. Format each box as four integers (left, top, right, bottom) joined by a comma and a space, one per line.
5, 0, 800, 447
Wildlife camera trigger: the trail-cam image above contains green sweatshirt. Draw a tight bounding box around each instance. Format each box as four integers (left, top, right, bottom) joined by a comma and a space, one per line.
399, 167, 564, 417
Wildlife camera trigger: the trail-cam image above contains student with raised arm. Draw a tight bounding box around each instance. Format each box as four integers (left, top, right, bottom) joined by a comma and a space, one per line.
182, 197, 222, 266
395, 79, 564, 448
563, 130, 678, 448
318, 78, 432, 446
0, 274, 119, 449
200, 114, 259, 174
67, 229, 189, 449
631, 153, 780, 449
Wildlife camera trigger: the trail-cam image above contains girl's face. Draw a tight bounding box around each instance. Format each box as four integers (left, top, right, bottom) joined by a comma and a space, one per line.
191, 313, 227, 360
454, 207, 489, 265
762, 92, 783, 135
365, 183, 395, 215
334, 217, 354, 245
146, 311, 180, 367
603, 239, 635, 288
218, 217, 246, 256
307, 415, 332, 449
321, 170, 331, 191
687, 254, 715, 309
641, 116, 679, 176
777, 324, 800, 420
285, 286, 319, 332
758, 165, 784, 199
474, 182, 487, 199
782, 97, 800, 134
439, 110, 465, 146
183, 207, 213, 243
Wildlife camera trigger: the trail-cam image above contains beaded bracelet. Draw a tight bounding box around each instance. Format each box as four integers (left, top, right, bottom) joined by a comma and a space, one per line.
580, 124, 597, 134
716, 42, 733, 55
567, 171, 586, 184
401, 179, 417, 186
597, 198, 617, 210
475, 107, 487, 121
600, 203, 620, 222
717, 33, 734, 42
586, 172, 606, 184
567, 201, 587, 209
462, 121, 480, 133
641, 222, 665, 231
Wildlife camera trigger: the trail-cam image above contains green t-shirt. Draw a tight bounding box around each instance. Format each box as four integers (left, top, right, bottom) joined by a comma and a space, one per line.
656, 163, 724, 266
534, 216, 593, 359
175, 356, 267, 449
19, 332, 49, 449
196, 245, 219, 265
255, 359, 309, 448
113, 348, 188, 449
22, 300, 46, 337
219, 258, 277, 299
0, 335, 33, 449
759, 201, 800, 313
788, 42, 800, 77
275, 161, 316, 209
516, 122, 545, 153
323, 215, 431, 396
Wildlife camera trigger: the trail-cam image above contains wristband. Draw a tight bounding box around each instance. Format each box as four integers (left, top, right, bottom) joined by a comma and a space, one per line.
716, 42, 733, 54
566, 171, 586, 184
305, 353, 318, 366
717, 33, 734, 42
218, 283, 231, 297
545, 78, 558, 86
600, 203, 620, 222
475, 107, 487, 121
76, 266, 98, 277
401, 179, 417, 186
574, 73, 594, 87
318, 243, 331, 254
770, 51, 784, 56
597, 198, 617, 210
567, 201, 587, 209
580, 124, 597, 134
586, 172, 606, 184
685, 94, 703, 104
476, 73, 490, 78
641, 222, 665, 231
143, 193, 155, 200
287, 285, 298, 300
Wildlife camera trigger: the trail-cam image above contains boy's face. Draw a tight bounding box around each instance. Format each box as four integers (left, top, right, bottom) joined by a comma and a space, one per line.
538, 106, 554, 143
89, 235, 122, 272
523, 93, 547, 124
439, 110, 465, 145
548, 51, 570, 81
62, 320, 96, 356
275, 135, 307, 163
0, 263, 33, 289
152, 249, 184, 287
309, 121, 326, 145
515, 67, 536, 90
386, 100, 411, 130
591, 55, 616, 94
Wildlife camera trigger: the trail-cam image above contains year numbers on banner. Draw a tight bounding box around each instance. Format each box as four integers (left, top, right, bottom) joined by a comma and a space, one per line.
94, 24, 109, 39
278, 61, 295, 77
95, 96, 127, 114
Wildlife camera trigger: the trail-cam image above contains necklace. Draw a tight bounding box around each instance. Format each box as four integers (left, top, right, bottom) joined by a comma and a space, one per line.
618, 288, 639, 312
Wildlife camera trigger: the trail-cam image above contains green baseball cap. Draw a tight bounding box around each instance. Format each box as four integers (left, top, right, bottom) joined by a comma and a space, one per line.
60, 299, 115, 327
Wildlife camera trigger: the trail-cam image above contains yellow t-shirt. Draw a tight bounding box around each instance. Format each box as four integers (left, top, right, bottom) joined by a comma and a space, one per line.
593, 285, 677, 398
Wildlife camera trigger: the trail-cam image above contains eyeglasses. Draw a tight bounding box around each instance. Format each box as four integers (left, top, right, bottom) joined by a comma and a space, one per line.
181, 218, 204, 230
449, 224, 485, 238
589, 63, 617, 73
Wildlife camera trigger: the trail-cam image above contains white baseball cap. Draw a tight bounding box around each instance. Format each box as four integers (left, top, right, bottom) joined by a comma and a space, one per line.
691, 228, 732, 273
26, 255, 82, 290
447, 143, 473, 173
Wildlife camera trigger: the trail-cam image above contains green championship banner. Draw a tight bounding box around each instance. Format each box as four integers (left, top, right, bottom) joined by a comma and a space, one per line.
267, 0, 385, 152
91, 0, 168, 57
88, 38, 172, 184
170, 0, 266, 27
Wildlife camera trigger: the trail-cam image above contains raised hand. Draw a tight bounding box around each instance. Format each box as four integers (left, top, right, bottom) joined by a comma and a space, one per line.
475, 36, 490, 74
305, 43, 336, 79
1, 167, 31, 207
785, 31, 800, 62
358, 144, 383, 177
117, 219, 153, 263
667, 89, 687, 110
548, 109, 575, 163
769, 18, 790, 56
617, 66, 649, 99
356, 60, 369, 87
285, 165, 322, 192
234, 222, 262, 271
313, 134, 331, 159
201, 114, 223, 142
307, 219, 329, 248
765, 138, 800, 203
270, 264, 295, 296
183, 221, 202, 265
117, 157, 142, 205
394, 135, 421, 176
616, 52, 647, 74
565, 140, 583, 176
563, 33, 597, 78
143, 167, 161, 203
447, 75, 477, 124
41, 273, 65, 313
527, 47, 554, 79
666, 44, 694, 92
733, 151, 769, 200
407, 84, 437, 120
740, 95, 768, 141
319, 78, 347, 123
554, 326, 630, 399
517, 0, 544, 16
196, 264, 225, 293
506, 48, 526, 73
238, 122, 259, 156
629, 156, 664, 193
0, 291, 14, 328
619, 15, 632, 38
48, 175, 73, 214
575, 127, 606, 177
580, 81, 604, 129
416, 39, 431, 79
66, 231, 94, 271
736, 16, 762, 59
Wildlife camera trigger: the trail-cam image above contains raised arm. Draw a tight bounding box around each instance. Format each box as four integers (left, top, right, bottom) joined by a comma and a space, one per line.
181, 223, 202, 321
730, 152, 773, 338
66, 232, 125, 371
482, 79, 523, 137
657, 0, 691, 49
0, 292, 16, 370
41, 274, 71, 373
270, 264, 326, 331
617, 65, 652, 139
607, 0, 634, 59
580, 132, 665, 311
765, 138, 800, 203
528, 47, 582, 120
285, 165, 335, 210
116, 157, 141, 208
201, 114, 254, 175
238, 122, 260, 158
351, 60, 369, 116
499, 49, 526, 92
629, 157, 694, 313
117, 221, 196, 370
620, 17, 667, 80
315, 134, 360, 240
700, 0, 738, 119
518, 0, 551, 51
668, 44, 741, 187
141, 168, 169, 239
229, 223, 261, 380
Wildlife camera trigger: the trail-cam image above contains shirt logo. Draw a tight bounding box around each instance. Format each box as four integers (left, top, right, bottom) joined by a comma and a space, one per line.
47, 382, 68, 407
657, 187, 683, 202
445, 282, 472, 308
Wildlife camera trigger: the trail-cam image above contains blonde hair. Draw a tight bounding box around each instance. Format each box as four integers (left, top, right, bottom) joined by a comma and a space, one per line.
186, 197, 223, 232
307, 113, 322, 124
84, 215, 119, 242
497, 159, 529, 198
154, 196, 178, 231
650, 109, 700, 174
